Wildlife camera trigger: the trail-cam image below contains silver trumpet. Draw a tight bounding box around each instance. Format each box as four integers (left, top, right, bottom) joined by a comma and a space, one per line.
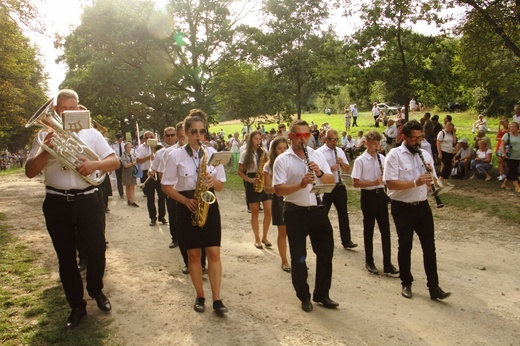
25, 98, 105, 186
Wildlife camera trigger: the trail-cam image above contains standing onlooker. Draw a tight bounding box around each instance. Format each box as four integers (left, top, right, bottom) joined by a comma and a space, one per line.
228, 132, 241, 172
273, 120, 337, 312
383, 119, 398, 154
496, 117, 509, 181
120, 142, 139, 207
161, 109, 228, 315
500, 121, 520, 192
422, 113, 434, 145
344, 107, 351, 132
318, 129, 357, 249
263, 136, 291, 273
384, 120, 451, 301
352, 131, 398, 275
512, 104, 520, 124
436, 122, 457, 186
25, 89, 120, 328
371, 103, 380, 127
351, 104, 359, 127
111, 134, 125, 199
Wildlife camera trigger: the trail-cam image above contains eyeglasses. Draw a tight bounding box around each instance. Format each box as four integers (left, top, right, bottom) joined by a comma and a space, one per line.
407, 135, 424, 142
292, 132, 311, 139
327, 138, 338, 142
190, 128, 207, 136
164, 133, 176, 137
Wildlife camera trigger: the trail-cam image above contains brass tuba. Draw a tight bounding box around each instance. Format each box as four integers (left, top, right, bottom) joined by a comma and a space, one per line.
253, 148, 267, 193
25, 98, 105, 186
192, 140, 216, 227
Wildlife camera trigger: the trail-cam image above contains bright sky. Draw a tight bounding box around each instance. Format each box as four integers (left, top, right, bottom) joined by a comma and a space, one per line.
31, 0, 460, 97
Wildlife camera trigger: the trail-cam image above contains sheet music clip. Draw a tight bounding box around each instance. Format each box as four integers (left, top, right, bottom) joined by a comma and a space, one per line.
340, 173, 351, 181
208, 151, 232, 166
433, 184, 454, 196
310, 184, 336, 194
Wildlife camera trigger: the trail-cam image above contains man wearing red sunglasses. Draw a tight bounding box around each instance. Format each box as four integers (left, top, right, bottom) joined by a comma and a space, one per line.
273, 120, 339, 312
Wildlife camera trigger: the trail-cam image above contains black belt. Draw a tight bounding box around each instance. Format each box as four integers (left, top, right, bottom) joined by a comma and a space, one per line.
361, 188, 385, 194
284, 202, 321, 212
46, 186, 96, 195
391, 200, 428, 207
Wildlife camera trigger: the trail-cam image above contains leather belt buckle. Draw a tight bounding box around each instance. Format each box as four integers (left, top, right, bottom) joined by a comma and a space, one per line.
66, 195, 75, 202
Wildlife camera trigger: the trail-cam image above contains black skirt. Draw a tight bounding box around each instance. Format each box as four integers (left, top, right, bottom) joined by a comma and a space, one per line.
177, 190, 221, 250
245, 173, 272, 204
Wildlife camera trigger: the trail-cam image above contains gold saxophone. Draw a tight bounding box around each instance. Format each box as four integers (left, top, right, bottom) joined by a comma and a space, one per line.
253, 149, 267, 193
192, 141, 217, 227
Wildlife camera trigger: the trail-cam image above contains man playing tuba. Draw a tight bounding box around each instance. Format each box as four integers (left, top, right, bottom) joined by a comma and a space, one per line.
25, 89, 120, 329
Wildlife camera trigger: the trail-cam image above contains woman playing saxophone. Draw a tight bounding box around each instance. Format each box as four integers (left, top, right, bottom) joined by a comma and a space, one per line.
161, 109, 228, 315
237, 130, 273, 249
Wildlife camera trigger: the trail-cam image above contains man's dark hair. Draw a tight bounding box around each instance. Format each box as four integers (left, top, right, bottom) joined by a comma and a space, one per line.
402, 120, 423, 137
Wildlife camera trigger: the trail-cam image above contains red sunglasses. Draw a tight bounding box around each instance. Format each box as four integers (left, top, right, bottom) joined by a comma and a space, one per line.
292, 132, 311, 139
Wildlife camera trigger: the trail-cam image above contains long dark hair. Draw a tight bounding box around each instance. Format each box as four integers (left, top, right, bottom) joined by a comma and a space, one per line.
243, 130, 263, 170
268, 136, 289, 171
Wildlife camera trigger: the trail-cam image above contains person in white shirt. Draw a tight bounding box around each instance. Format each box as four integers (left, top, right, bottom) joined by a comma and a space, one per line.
384, 120, 451, 301
513, 104, 520, 124
470, 140, 493, 181
352, 131, 398, 275
161, 109, 228, 315
317, 129, 357, 249
136, 131, 167, 226
383, 119, 398, 154
472, 114, 488, 133
25, 89, 120, 328
273, 120, 338, 312
351, 104, 359, 127
371, 102, 380, 127
452, 138, 474, 178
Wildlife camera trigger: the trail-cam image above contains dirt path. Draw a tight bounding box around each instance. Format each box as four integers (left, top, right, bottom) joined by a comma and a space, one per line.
1, 173, 519, 345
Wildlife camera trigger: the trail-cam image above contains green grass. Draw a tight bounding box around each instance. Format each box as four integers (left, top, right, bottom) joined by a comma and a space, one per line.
0, 166, 25, 176
0, 213, 118, 346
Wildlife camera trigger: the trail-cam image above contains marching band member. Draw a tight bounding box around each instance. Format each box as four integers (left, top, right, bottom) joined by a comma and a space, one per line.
351, 131, 398, 275
161, 109, 228, 315
383, 120, 451, 301
273, 120, 337, 312
136, 131, 167, 226
237, 130, 272, 249
317, 129, 357, 249
25, 89, 120, 328
263, 136, 291, 273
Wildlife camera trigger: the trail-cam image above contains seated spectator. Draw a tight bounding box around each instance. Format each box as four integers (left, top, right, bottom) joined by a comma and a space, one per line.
344, 135, 356, 159
472, 114, 488, 134
473, 130, 492, 151
352, 131, 366, 158
470, 140, 493, 181
452, 138, 474, 179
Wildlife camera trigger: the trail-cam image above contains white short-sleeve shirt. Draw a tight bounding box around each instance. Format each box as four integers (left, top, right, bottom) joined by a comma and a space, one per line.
317, 145, 349, 184
351, 151, 385, 190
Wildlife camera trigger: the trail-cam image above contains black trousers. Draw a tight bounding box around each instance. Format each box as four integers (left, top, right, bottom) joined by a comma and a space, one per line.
143, 173, 166, 221
440, 151, 454, 179
115, 165, 124, 197
361, 189, 392, 266
43, 193, 106, 309
323, 184, 352, 247
390, 200, 439, 288
284, 203, 334, 302
352, 116, 358, 126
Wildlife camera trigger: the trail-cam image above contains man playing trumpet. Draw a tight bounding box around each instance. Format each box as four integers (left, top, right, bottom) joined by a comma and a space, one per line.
25, 89, 120, 328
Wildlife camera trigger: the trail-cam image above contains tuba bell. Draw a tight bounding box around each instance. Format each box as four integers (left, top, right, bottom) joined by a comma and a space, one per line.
25, 98, 105, 186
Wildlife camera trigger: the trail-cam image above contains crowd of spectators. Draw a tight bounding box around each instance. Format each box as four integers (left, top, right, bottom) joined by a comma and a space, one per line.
0, 150, 26, 171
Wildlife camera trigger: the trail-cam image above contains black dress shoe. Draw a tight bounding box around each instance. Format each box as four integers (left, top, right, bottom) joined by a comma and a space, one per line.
343, 241, 358, 249
213, 300, 228, 315
149, 218, 157, 226
365, 263, 379, 274
159, 218, 168, 225
65, 307, 86, 329
91, 292, 111, 312
169, 241, 179, 249
301, 300, 313, 312
312, 297, 339, 309
77, 258, 87, 272
401, 285, 412, 299
384, 265, 399, 275
194, 297, 205, 313
182, 266, 189, 274
429, 286, 452, 300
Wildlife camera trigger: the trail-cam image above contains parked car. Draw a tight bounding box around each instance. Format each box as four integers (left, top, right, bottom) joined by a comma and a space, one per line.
377, 102, 401, 116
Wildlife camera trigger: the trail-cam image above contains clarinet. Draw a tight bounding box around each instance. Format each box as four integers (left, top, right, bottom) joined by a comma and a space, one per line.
332, 146, 342, 184
415, 148, 445, 208
375, 152, 389, 196
302, 143, 324, 208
